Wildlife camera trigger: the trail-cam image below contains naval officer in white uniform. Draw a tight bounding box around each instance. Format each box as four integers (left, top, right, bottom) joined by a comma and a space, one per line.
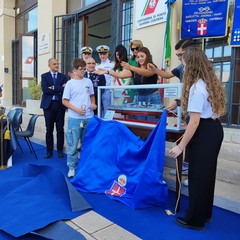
95, 45, 114, 117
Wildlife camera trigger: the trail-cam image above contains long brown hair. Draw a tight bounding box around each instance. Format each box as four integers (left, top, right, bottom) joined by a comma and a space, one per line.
137, 47, 155, 67
182, 47, 226, 118
134, 47, 157, 79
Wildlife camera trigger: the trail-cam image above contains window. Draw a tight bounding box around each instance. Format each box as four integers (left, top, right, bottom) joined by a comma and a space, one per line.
120, 0, 133, 55
205, 36, 240, 127
68, 0, 105, 13
16, 7, 38, 37
55, 14, 79, 74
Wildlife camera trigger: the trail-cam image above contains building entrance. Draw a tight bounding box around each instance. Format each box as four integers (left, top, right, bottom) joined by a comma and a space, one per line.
85, 6, 111, 63
55, 3, 113, 75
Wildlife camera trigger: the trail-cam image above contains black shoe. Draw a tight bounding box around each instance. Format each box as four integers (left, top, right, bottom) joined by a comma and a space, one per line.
44, 152, 52, 159
176, 217, 205, 231
58, 151, 64, 158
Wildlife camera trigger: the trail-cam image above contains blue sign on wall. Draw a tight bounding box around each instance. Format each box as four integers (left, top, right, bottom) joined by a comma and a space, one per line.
230, 0, 240, 46
181, 0, 229, 39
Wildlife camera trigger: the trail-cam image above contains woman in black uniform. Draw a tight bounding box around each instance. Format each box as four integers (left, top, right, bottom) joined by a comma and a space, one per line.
170, 47, 226, 230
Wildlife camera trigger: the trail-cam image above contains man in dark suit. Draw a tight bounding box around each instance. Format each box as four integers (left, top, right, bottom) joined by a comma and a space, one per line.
84, 57, 106, 115
40, 58, 68, 158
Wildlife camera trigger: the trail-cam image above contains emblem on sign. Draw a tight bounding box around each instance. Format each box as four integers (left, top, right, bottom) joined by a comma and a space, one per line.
197, 19, 207, 36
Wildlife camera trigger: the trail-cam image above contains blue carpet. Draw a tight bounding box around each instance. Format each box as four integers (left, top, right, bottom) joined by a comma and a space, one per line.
0, 140, 90, 239
2, 139, 240, 240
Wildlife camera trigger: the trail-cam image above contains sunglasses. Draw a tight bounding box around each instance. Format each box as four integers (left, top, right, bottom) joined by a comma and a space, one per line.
176, 52, 185, 58
131, 47, 139, 52
99, 52, 107, 55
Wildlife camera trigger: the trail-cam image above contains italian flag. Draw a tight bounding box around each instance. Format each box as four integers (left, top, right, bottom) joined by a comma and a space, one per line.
142, 0, 159, 16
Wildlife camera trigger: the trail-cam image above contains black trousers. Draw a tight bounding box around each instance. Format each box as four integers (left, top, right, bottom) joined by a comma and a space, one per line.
43, 101, 65, 153
185, 118, 223, 226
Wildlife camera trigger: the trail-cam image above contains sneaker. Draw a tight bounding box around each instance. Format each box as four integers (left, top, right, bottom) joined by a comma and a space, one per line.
67, 169, 76, 178
183, 179, 188, 187
169, 166, 188, 176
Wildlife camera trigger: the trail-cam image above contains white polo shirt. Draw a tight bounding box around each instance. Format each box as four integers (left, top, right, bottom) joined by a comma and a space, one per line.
187, 79, 213, 118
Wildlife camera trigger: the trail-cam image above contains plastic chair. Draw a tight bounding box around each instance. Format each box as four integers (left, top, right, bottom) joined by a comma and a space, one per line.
15, 108, 23, 125
7, 109, 16, 122
12, 110, 23, 131
15, 114, 39, 159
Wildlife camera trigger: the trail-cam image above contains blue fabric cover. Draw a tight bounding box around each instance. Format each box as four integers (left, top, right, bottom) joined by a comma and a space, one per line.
71, 111, 168, 209
0, 164, 91, 237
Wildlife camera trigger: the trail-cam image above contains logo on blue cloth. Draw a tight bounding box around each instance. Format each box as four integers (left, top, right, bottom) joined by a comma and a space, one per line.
106, 175, 127, 197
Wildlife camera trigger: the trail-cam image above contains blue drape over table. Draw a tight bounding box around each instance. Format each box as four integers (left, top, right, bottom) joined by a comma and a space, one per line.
71, 111, 168, 209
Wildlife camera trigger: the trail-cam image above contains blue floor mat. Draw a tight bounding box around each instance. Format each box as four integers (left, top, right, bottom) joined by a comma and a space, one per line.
1, 139, 240, 240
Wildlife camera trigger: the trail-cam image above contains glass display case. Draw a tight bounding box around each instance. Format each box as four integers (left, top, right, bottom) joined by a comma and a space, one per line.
97, 83, 186, 131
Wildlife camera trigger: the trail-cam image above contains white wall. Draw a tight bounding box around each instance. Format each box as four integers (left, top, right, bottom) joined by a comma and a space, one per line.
37, 0, 66, 81
0, 0, 15, 106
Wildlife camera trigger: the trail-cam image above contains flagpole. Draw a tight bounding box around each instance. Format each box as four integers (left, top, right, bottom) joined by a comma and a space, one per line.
162, 0, 176, 72
202, 38, 205, 51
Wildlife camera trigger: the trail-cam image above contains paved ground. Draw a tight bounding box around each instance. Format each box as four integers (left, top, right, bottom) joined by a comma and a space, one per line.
66, 211, 140, 240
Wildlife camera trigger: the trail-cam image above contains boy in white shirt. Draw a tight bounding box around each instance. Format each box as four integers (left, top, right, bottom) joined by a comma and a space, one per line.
62, 58, 97, 177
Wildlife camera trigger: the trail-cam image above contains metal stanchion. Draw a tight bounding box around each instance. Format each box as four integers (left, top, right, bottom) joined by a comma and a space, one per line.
0, 114, 10, 170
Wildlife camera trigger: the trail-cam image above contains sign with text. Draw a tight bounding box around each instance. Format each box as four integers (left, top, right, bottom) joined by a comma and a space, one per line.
135, 0, 167, 29
230, 0, 240, 46
181, 0, 229, 39
164, 88, 178, 98
38, 33, 50, 55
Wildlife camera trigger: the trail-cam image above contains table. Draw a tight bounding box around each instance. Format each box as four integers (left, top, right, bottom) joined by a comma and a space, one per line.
128, 125, 185, 212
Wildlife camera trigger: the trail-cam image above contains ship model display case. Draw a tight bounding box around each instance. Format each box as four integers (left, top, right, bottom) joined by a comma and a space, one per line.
97, 83, 186, 131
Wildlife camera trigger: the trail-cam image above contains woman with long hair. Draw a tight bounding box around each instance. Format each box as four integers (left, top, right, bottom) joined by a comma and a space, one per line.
111, 44, 131, 86
111, 44, 132, 105
170, 47, 226, 230
96, 47, 161, 121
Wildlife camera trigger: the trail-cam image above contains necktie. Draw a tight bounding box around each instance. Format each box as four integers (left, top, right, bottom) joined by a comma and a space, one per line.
89, 72, 93, 79
53, 73, 57, 85
52, 74, 58, 100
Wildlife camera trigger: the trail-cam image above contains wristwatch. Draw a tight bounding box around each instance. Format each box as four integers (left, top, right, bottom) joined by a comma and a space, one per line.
175, 99, 181, 107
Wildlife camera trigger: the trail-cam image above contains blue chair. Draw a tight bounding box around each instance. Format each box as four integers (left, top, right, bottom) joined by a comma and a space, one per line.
12, 110, 23, 131
14, 108, 23, 125
15, 114, 39, 159
7, 109, 16, 123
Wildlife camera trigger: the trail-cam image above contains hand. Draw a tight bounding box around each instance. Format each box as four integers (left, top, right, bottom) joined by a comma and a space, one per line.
166, 100, 178, 111
120, 61, 130, 70
90, 103, 97, 110
95, 68, 107, 75
147, 63, 157, 73
76, 108, 86, 115
169, 145, 183, 158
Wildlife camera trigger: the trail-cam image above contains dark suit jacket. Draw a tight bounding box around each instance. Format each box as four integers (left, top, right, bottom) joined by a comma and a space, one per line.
84, 71, 106, 95
40, 71, 68, 109
84, 72, 106, 115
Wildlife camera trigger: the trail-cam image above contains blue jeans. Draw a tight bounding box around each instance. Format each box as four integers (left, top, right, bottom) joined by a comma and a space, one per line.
66, 117, 90, 169
102, 90, 111, 117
